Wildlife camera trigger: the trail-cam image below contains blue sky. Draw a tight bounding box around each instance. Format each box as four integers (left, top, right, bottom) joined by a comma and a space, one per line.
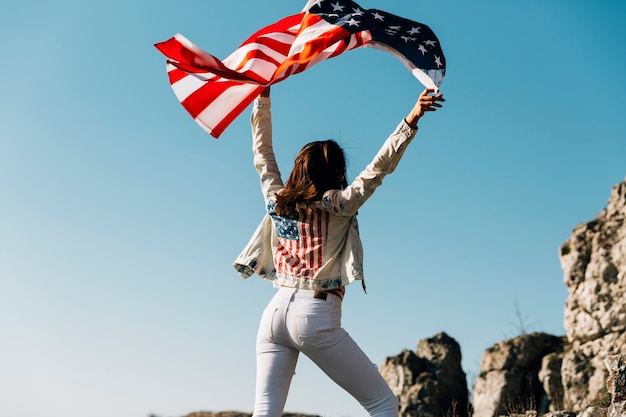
1, 1, 625, 417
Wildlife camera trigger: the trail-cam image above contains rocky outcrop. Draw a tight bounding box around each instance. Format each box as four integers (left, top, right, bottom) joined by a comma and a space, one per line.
379, 332, 469, 417
559, 179, 626, 410
471, 332, 566, 417
469, 179, 626, 417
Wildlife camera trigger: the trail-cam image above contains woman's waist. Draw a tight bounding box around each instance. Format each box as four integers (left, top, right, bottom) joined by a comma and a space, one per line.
276, 286, 344, 301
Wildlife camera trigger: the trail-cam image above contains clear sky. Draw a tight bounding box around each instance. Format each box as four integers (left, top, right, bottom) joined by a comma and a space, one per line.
1, 1, 625, 417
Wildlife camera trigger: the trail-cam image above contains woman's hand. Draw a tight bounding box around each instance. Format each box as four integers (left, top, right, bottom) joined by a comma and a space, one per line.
405, 88, 445, 128
260, 87, 271, 98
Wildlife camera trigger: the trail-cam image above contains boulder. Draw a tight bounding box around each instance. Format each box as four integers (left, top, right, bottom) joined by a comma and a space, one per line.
472, 332, 565, 417
380, 332, 469, 417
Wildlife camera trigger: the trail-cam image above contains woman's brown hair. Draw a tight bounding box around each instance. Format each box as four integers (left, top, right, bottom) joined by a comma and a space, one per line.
275, 140, 347, 218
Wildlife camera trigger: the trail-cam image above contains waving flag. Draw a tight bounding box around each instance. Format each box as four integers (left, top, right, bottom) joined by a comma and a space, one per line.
155, 0, 446, 138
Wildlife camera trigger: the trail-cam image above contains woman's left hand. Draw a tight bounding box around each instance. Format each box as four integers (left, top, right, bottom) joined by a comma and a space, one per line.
405, 88, 445, 128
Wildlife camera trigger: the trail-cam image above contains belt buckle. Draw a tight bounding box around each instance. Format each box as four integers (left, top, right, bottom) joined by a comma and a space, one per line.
313, 291, 327, 300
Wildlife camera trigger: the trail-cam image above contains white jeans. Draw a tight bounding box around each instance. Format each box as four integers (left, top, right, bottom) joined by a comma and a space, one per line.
253, 287, 398, 417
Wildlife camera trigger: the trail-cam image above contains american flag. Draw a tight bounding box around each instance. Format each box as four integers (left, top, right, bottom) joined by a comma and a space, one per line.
271, 207, 329, 280
155, 0, 446, 138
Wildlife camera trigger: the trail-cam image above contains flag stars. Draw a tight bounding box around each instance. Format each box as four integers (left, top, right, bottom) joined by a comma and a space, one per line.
434, 55, 443, 68
372, 11, 384, 21
418, 44, 428, 55
352, 7, 364, 16
424, 40, 437, 47
401, 35, 416, 43
331, 1, 344, 11
337, 13, 359, 27
407, 27, 421, 35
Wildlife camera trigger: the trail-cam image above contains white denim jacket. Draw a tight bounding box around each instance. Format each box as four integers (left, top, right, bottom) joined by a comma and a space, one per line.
233, 96, 418, 292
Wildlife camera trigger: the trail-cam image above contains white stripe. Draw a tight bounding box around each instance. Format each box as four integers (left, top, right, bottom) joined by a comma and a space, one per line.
288, 19, 338, 56
411, 67, 438, 90
194, 83, 258, 128
224, 36, 294, 65
223, 31, 296, 65
261, 31, 299, 44
289, 240, 299, 271
309, 45, 344, 66
228, 54, 280, 79
170, 72, 208, 102
272, 45, 341, 80
174, 33, 195, 50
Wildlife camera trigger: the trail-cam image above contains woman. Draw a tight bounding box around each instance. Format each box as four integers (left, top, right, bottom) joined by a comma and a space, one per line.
234, 87, 444, 417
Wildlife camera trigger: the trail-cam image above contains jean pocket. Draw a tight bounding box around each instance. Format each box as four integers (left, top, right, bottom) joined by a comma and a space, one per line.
295, 313, 334, 349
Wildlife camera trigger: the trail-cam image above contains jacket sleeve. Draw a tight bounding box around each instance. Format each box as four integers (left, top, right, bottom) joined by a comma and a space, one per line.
251, 97, 283, 204
320, 119, 418, 216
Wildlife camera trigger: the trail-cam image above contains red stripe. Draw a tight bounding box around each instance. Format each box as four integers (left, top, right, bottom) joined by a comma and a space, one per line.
209, 86, 263, 138
272, 24, 350, 79
238, 13, 304, 48
172, 56, 264, 83
168, 67, 190, 85
157, 37, 225, 75
284, 241, 293, 275
232, 47, 283, 72
155, 10, 362, 138
181, 79, 234, 118
252, 36, 294, 57
155, 37, 188, 63
161, 36, 272, 83
276, 242, 289, 274
290, 239, 302, 276
291, 239, 302, 274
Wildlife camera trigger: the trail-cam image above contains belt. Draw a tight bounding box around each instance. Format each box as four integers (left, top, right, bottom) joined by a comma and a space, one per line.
313, 289, 344, 300
313, 291, 328, 300
278, 287, 344, 300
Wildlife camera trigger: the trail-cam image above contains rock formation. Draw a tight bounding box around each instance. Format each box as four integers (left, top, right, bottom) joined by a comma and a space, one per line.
469, 178, 626, 417
379, 332, 469, 417
471, 332, 566, 417
559, 179, 626, 410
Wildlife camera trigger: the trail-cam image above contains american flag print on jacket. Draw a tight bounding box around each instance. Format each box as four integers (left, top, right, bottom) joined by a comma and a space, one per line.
269, 201, 330, 281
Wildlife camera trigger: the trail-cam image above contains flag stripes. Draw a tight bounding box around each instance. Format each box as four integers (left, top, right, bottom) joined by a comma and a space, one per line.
157, 12, 362, 137
155, 0, 445, 138
274, 208, 329, 280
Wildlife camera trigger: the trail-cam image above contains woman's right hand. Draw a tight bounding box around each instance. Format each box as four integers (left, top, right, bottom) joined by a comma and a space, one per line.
261, 87, 271, 97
